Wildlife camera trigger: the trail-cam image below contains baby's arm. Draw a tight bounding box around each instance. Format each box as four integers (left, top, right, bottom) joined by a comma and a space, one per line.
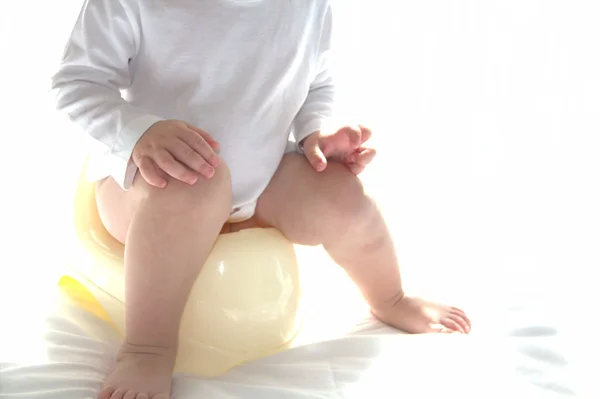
293, 4, 335, 150
51, 0, 162, 190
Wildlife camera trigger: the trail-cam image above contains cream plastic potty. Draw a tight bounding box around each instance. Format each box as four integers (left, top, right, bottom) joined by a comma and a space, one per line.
60, 166, 305, 377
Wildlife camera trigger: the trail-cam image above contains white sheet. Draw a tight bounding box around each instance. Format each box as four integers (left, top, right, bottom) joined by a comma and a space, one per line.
0, 282, 581, 399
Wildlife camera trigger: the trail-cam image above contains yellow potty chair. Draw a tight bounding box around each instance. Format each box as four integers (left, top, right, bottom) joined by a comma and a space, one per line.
61, 166, 304, 377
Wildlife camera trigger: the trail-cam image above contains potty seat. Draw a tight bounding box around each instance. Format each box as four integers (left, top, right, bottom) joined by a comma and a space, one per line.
60, 165, 305, 376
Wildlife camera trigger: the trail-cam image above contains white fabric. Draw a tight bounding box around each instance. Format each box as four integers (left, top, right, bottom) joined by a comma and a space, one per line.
0, 285, 579, 399
0, 247, 583, 399
50, 0, 335, 210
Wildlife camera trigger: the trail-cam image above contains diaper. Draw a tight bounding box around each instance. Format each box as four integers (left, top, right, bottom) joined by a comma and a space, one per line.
228, 202, 257, 223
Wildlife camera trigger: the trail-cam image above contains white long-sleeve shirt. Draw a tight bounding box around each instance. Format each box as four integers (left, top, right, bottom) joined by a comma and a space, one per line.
51, 0, 335, 212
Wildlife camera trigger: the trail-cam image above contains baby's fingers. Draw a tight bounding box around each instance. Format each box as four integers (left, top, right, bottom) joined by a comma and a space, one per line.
348, 147, 377, 166
303, 138, 327, 172
169, 138, 215, 179
154, 149, 198, 185
347, 147, 377, 175
322, 126, 362, 156
358, 125, 372, 143
186, 124, 221, 151
346, 163, 363, 175
179, 128, 220, 168
341, 125, 362, 149
355, 147, 377, 166
138, 156, 167, 188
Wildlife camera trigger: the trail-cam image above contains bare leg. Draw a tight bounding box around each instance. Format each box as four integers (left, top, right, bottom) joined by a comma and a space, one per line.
256, 153, 471, 334
95, 163, 232, 399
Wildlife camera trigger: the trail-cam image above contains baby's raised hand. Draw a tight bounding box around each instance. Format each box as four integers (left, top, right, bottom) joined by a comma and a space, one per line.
301, 125, 376, 175
132, 120, 221, 188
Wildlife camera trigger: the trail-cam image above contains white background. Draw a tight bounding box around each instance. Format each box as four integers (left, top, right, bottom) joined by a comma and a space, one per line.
1, 0, 599, 396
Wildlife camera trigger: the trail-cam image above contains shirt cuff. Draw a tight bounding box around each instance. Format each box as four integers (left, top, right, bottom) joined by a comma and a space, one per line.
110, 114, 164, 190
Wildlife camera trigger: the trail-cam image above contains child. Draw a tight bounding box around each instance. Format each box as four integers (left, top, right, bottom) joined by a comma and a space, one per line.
52, 1, 471, 398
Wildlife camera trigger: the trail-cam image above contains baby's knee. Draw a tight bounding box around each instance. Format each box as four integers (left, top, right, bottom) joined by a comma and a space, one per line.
141, 160, 233, 219
321, 164, 375, 228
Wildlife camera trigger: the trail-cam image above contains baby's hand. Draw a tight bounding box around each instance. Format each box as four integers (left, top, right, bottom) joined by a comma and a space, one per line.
132, 120, 221, 188
301, 125, 376, 175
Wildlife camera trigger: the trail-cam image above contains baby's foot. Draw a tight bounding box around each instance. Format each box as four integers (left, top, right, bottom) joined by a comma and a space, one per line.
372, 295, 471, 334
98, 342, 176, 399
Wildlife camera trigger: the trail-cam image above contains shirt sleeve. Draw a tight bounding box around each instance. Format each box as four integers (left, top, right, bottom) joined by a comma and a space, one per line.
292, 4, 335, 151
50, 0, 163, 190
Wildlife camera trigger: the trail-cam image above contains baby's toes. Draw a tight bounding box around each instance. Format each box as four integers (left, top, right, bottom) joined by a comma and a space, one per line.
452, 313, 471, 334
135, 393, 149, 399
123, 391, 139, 399
110, 388, 127, 399
441, 316, 467, 334
98, 388, 114, 399
450, 308, 471, 332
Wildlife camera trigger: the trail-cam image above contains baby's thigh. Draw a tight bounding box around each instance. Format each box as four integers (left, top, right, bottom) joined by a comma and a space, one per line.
255, 153, 367, 245
95, 174, 148, 244
95, 162, 233, 244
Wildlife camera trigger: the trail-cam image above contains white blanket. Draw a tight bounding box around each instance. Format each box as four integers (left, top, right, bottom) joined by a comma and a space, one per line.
0, 282, 580, 399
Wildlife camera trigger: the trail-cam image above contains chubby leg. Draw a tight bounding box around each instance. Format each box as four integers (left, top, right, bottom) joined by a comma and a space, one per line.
95, 163, 232, 399
256, 153, 471, 334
